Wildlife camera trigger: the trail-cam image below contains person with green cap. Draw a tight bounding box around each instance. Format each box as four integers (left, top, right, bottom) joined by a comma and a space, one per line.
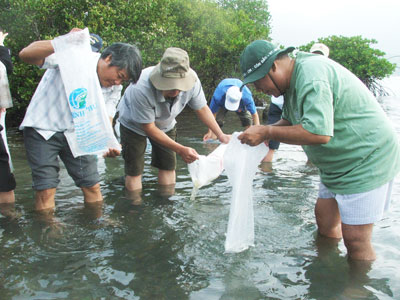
118, 47, 230, 198
262, 43, 331, 163
237, 40, 400, 261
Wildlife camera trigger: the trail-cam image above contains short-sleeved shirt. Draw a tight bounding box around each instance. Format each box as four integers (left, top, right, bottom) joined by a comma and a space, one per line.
118, 66, 207, 136
209, 78, 256, 114
19, 53, 122, 140
282, 52, 400, 194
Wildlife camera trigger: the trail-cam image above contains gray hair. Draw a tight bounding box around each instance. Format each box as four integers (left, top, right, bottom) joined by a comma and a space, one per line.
101, 42, 142, 83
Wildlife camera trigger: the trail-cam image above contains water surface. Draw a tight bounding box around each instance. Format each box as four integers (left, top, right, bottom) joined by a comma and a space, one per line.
1, 93, 400, 299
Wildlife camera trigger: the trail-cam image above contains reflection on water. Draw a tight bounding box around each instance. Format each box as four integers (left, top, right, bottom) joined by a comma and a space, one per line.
1, 92, 400, 299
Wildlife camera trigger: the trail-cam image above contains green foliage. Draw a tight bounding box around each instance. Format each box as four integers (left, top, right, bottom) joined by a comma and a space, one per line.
0, 0, 271, 127
169, 0, 271, 98
0, 0, 180, 127
300, 36, 396, 96
1, 0, 395, 127
217, 0, 271, 27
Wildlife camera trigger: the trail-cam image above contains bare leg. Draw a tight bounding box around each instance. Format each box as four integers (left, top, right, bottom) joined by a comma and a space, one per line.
80, 184, 103, 221
35, 188, 56, 212
158, 169, 176, 186
0, 190, 15, 204
125, 174, 142, 191
341, 257, 373, 297
315, 197, 342, 239
262, 149, 275, 163
0, 191, 16, 218
34, 188, 64, 237
314, 232, 341, 258
158, 184, 175, 197
157, 170, 176, 199
125, 175, 143, 205
125, 189, 143, 205
315, 197, 376, 260
84, 201, 103, 219
342, 223, 375, 261
82, 183, 103, 204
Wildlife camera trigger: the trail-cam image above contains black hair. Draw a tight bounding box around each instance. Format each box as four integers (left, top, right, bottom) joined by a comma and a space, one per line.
101, 43, 142, 83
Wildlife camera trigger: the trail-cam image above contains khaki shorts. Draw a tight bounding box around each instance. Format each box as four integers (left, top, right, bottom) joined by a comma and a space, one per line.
120, 124, 177, 176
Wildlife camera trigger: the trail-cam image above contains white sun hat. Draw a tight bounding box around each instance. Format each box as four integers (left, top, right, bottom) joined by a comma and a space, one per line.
224, 86, 242, 111
310, 43, 330, 57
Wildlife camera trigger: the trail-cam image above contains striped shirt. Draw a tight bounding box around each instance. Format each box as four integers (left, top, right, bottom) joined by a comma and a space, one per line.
20, 53, 122, 140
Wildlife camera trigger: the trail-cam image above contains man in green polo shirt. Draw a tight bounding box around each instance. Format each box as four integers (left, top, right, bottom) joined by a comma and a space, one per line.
238, 40, 400, 261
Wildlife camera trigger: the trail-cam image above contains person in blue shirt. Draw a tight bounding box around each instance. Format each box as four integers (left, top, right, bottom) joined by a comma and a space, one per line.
203, 78, 260, 141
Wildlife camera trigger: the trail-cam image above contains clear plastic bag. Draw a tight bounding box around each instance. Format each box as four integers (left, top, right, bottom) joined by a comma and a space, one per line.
223, 132, 268, 253
188, 143, 227, 199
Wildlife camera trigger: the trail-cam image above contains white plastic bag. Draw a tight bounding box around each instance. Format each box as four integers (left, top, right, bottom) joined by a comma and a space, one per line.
52, 28, 120, 157
223, 132, 268, 253
188, 143, 227, 199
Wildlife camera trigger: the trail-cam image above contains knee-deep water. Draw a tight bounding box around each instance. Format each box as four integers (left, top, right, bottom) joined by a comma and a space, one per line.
1, 91, 400, 299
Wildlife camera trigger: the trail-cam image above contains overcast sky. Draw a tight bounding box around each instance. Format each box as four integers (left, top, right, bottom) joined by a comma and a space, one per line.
267, 0, 400, 62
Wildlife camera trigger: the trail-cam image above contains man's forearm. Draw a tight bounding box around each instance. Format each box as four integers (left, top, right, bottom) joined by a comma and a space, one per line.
252, 112, 260, 126
267, 124, 330, 145
196, 106, 224, 138
19, 40, 54, 66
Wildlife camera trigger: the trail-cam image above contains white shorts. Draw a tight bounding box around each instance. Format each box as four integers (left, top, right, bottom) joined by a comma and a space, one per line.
318, 180, 394, 225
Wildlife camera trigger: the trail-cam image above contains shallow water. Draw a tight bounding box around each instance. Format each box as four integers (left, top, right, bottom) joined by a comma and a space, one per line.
1, 93, 400, 299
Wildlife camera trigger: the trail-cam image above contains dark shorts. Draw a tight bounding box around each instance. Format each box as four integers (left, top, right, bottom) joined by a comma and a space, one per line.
120, 124, 177, 176
0, 125, 16, 192
265, 103, 282, 150
216, 107, 253, 128
23, 127, 99, 190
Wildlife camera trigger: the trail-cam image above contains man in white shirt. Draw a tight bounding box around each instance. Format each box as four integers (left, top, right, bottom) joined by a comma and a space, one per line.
19, 29, 142, 212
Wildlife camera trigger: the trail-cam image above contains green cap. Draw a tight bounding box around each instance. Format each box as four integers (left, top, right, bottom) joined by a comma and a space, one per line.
240, 40, 294, 86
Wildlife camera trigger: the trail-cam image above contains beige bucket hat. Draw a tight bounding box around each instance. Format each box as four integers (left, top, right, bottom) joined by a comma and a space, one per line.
150, 47, 197, 91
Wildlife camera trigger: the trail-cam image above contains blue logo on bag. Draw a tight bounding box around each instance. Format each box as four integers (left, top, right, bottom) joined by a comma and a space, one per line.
69, 88, 88, 109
